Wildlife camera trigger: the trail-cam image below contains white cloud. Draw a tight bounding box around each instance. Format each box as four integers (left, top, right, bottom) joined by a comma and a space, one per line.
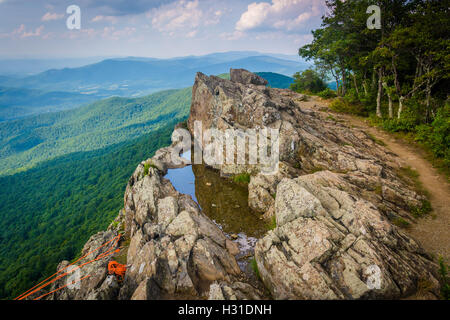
91, 15, 119, 24
41, 12, 65, 21
149, 0, 222, 37
12, 24, 45, 38
220, 30, 245, 41
236, 0, 325, 33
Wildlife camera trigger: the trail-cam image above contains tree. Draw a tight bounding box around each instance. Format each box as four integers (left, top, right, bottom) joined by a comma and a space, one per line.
290, 69, 327, 94
298, 0, 449, 120
295, 0, 450, 170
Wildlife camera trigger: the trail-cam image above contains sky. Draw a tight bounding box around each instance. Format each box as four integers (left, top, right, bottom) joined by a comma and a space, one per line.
0, 0, 328, 58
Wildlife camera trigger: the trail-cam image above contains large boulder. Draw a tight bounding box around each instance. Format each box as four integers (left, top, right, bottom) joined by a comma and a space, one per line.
119, 156, 243, 299
45, 231, 121, 300
254, 172, 440, 299
230, 68, 268, 86
188, 70, 428, 224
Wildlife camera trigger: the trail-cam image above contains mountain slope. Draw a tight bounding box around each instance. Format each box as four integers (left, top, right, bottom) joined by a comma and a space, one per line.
256, 72, 294, 89
0, 86, 101, 121
0, 121, 178, 299
0, 87, 192, 175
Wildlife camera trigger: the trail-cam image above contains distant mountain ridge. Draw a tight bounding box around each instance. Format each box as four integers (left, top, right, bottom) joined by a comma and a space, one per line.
0, 53, 307, 98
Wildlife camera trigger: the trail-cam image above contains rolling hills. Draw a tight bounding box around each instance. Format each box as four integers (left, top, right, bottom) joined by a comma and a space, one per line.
0, 87, 192, 175
0, 86, 101, 121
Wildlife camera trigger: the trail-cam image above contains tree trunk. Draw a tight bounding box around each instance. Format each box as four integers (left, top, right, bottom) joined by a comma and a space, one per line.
425, 79, 431, 123
372, 67, 377, 90
341, 71, 347, 96
382, 82, 393, 118
363, 79, 368, 96
352, 73, 360, 97
397, 96, 404, 119
376, 68, 383, 118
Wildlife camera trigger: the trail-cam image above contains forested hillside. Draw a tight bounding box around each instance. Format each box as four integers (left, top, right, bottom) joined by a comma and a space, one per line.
0, 88, 191, 175
256, 72, 294, 89
295, 0, 449, 170
0, 121, 178, 299
0, 86, 100, 121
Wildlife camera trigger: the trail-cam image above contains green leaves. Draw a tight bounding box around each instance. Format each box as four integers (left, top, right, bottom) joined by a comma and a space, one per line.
290, 69, 327, 94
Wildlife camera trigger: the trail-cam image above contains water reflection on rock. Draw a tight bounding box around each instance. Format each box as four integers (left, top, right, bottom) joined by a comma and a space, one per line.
192, 164, 267, 239
164, 160, 268, 278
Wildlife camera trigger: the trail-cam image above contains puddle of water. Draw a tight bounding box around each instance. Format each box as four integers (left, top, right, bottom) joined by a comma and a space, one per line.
191, 164, 267, 239
165, 165, 197, 203
164, 153, 268, 276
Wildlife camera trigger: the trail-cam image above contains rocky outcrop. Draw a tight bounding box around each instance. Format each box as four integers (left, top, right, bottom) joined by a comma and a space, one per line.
49, 69, 440, 300
187, 69, 440, 299
47, 144, 259, 300
47, 231, 121, 300
255, 172, 439, 299
230, 68, 268, 86
187, 69, 427, 224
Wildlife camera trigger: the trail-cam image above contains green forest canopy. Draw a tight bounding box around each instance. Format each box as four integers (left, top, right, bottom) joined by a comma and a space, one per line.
0, 88, 192, 176
296, 0, 449, 170
0, 121, 179, 299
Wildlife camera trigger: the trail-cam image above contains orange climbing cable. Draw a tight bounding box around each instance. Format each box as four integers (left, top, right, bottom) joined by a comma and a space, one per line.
15, 234, 120, 300
18, 245, 120, 300
33, 275, 92, 301
15, 234, 121, 300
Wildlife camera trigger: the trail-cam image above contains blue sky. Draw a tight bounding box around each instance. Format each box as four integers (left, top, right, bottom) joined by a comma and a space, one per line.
0, 0, 327, 58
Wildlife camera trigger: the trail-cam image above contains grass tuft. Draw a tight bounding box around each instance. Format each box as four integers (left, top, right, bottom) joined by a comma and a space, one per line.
250, 258, 261, 279
144, 162, 158, 176
266, 215, 277, 230
232, 173, 251, 184
409, 200, 432, 218
396, 166, 432, 217
392, 217, 411, 228
438, 257, 450, 300
366, 132, 387, 146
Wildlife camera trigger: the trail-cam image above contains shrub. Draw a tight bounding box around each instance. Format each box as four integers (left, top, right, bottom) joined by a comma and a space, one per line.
382, 108, 420, 132
290, 69, 327, 94
439, 257, 450, 300
329, 97, 366, 115
415, 104, 450, 164
318, 88, 337, 99
344, 88, 360, 105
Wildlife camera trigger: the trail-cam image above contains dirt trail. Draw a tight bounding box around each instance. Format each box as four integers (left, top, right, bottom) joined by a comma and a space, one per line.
307, 97, 450, 262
